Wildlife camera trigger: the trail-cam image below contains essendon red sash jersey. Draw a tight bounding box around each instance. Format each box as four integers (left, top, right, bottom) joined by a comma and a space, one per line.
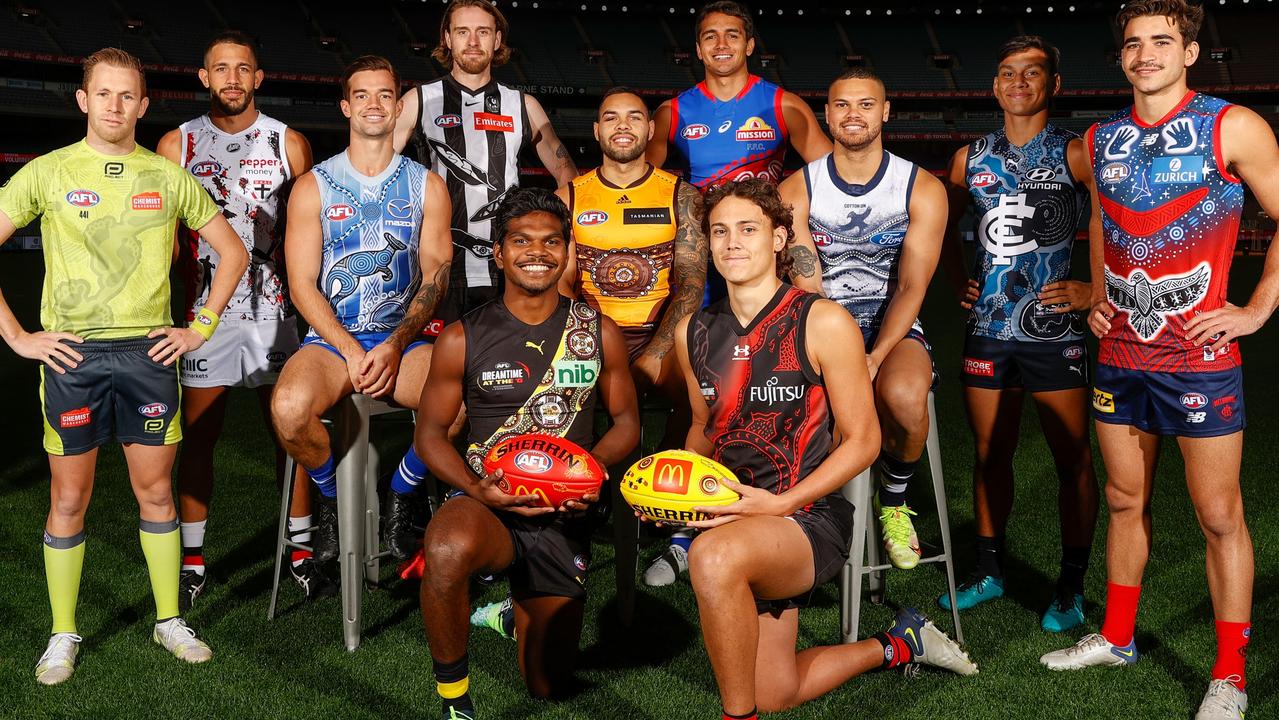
688, 285, 831, 496
1089, 92, 1244, 372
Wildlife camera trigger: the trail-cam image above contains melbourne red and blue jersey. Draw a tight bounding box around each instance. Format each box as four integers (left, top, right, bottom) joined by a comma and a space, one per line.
1089, 91, 1244, 373
669, 75, 789, 189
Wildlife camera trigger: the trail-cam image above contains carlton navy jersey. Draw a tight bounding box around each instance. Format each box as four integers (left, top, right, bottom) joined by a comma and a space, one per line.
178, 112, 293, 323
804, 151, 921, 334
310, 152, 427, 336
1089, 92, 1244, 372
669, 75, 789, 188
966, 125, 1088, 342
688, 285, 833, 503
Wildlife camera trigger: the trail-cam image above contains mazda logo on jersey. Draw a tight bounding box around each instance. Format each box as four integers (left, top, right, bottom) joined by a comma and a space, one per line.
682, 124, 710, 140
191, 161, 222, 177
66, 190, 100, 207
326, 204, 355, 221
576, 210, 608, 226
435, 114, 463, 128
1101, 162, 1130, 184
138, 403, 168, 418
387, 198, 414, 219
971, 172, 998, 188
1026, 167, 1055, 182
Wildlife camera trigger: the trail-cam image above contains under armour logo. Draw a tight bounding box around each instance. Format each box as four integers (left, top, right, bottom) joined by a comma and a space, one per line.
733, 344, 750, 359
978, 194, 1038, 266
1105, 262, 1210, 340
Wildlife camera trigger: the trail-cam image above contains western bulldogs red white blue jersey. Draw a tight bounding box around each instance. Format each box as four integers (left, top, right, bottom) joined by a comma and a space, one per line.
669, 75, 789, 188
1089, 92, 1244, 372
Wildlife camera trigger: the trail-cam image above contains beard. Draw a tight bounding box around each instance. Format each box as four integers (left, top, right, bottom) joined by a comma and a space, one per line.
453, 52, 490, 75
833, 123, 882, 152
602, 138, 645, 163
211, 87, 252, 116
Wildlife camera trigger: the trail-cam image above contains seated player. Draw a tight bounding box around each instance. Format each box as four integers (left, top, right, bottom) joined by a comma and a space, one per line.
937, 36, 1099, 631
781, 69, 947, 571
270, 56, 451, 561
0, 48, 247, 684
673, 179, 975, 719
416, 187, 639, 718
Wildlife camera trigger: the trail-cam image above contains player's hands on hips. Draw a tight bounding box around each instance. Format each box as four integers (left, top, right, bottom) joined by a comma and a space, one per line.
10, 330, 84, 374
472, 468, 555, 517
959, 278, 980, 310
358, 342, 402, 398
1184, 302, 1266, 352
1039, 280, 1091, 313
687, 477, 787, 529
1088, 298, 1115, 338
147, 327, 205, 366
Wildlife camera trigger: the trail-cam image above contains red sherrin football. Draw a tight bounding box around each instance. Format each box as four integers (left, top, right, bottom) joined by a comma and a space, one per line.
481, 433, 604, 508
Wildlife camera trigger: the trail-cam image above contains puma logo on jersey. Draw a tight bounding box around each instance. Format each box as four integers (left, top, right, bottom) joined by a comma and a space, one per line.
525, 340, 546, 355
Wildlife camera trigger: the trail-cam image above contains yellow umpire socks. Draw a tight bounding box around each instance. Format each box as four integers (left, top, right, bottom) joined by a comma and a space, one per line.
139, 518, 181, 621
43, 530, 86, 634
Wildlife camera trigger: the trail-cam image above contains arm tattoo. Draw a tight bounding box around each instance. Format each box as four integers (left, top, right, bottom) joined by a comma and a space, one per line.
788, 245, 819, 279
554, 144, 570, 159
389, 261, 451, 348
645, 183, 707, 361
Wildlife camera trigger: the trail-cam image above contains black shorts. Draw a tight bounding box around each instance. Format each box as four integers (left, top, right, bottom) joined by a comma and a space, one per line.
40, 337, 182, 456
960, 336, 1090, 392
502, 513, 592, 602
756, 494, 854, 615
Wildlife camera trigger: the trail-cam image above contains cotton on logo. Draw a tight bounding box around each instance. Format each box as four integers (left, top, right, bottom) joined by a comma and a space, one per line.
682, 124, 710, 140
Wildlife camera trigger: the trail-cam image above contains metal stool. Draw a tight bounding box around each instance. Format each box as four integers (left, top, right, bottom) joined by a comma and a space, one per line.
268, 394, 413, 651
840, 391, 963, 644
611, 396, 672, 627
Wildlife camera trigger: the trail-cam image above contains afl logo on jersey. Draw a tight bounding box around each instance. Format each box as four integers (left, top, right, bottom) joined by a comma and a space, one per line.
811, 232, 832, 247
682, 124, 710, 140
1180, 392, 1208, 410
735, 117, 777, 142
971, 172, 998, 188
191, 161, 222, 178
138, 403, 168, 418
1101, 162, 1131, 184
325, 204, 355, 222
66, 190, 100, 207
435, 114, 462, 128
576, 210, 608, 226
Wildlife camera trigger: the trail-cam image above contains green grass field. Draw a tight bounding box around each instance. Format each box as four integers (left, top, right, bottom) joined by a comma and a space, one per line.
1, 249, 1275, 719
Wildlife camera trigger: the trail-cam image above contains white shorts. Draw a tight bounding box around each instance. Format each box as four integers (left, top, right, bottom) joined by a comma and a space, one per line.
179, 320, 300, 389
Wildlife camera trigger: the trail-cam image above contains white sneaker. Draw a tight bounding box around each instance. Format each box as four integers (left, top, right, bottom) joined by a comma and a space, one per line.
1195, 679, 1247, 719
153, 617, 213, 664
35, 633, 81, 685
1040, 632, 1139, 671
643, 544, 689, 587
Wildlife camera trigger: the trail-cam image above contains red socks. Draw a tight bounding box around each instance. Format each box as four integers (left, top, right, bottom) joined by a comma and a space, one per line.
1099, 581, 1141, 646
722, 709, 757, 720
1212, 620, 1250, 690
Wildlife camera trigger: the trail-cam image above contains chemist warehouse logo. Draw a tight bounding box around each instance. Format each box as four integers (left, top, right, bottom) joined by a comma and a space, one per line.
735, 117, 776, 142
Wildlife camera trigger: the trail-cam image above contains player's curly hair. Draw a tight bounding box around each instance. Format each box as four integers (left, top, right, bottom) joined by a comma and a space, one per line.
702, 178, 795, 281
433, 0, 512, 69
493, 187, 571, 247
1116, 0, 1204, 45
82, 47, 146, 97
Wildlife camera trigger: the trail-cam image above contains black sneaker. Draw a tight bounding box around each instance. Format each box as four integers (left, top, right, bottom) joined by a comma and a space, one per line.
178, 569, 207, 613
386, 490, 423, 561
314, 495, 339, 562
288, 557, 336, 602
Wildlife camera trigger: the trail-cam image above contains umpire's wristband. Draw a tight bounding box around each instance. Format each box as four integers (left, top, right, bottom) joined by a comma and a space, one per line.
192, 307, 220, 341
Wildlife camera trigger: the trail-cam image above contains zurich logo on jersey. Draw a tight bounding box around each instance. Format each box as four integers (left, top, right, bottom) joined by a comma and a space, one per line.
1151, 156, 1203, 184
870, 231, 906, 247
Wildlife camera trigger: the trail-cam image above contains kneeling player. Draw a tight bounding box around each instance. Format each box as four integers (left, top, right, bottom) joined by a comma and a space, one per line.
416, 188, 639, 717
674, 180, 974, 719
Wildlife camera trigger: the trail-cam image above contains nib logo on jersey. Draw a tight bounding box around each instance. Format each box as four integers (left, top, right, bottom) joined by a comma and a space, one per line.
478, 360, 530, 393
735, 117, 777, 142
978, 194, 1038, 266
748, 375, 804, 404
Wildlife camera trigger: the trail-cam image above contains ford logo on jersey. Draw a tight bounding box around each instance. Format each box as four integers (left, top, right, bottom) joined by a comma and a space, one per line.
682, 124, 710, 140
325, 204, 355, 222
66, 190, 100, 207
870, 231, 906, 247
576, 210, 608, 226
191, 161, 222, 177
1180, 393, 1209, 410
138, 403, 168, 418
435, 114, 462, 128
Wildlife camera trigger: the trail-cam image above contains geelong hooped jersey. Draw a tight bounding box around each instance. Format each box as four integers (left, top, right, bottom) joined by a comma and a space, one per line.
689, 285, 832, 500
415, 76, 530, 291
311, 151, 427, 335
179, 112, 292, 323
1089, 92, 1244, 372
462, 298, 602, 474
568, 166, 679, 333
966, 125, 1088, 342
805, 151, 921, 334
669, 75, 789, 188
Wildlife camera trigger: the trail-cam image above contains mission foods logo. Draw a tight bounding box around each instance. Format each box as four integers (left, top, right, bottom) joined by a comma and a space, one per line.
735, 117, 776, 142
682, 123, 710, 140
66, 190, 100, 207
325, 204, 355, 221
131, 192, 163, 210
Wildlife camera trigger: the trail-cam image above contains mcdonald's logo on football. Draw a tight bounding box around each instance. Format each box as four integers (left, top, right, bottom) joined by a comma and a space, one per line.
653, 457, 692, 495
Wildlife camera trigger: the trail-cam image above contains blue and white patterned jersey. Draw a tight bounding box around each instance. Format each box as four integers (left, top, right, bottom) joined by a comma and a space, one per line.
805, 151, 921, 333
311, 151, 427, 336
965, 125, 1088, 342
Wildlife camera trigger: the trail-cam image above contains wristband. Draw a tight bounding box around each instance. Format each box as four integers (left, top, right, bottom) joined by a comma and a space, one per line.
192, 307, 220, 341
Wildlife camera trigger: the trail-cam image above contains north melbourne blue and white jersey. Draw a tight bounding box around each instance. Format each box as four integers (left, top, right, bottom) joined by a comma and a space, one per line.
966, 125, 1087, 342
805, 151, 920, 333
311, 151, 427, 336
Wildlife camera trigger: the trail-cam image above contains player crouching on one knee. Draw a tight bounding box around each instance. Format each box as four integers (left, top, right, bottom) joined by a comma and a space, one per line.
415, 188, 639, 718
666, 179, 975, 719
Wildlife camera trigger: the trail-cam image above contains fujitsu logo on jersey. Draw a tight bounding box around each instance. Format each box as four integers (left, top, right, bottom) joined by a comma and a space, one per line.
683, 124, 710, 140
748, 375, 804, 404
977, 194, 1038, 266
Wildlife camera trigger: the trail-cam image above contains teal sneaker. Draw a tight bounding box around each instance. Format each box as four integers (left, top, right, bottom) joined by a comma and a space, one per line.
938, 573, 1005, 611
470, 596, 515, 641
1041, 590, 1086, 632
